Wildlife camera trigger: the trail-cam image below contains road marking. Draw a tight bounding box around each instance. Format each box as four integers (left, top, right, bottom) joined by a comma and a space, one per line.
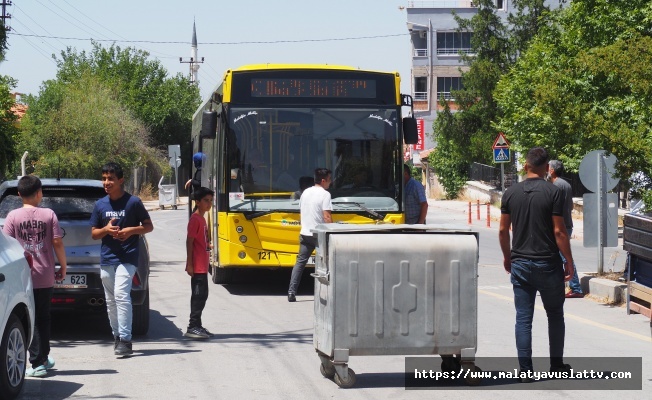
479, 289, 652, 343
478, 285, 513, 290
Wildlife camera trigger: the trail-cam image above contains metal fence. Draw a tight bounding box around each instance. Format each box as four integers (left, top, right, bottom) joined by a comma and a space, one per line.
469, 162, 516, 190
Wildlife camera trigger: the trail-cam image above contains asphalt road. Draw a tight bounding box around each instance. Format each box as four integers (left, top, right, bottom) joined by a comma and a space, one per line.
18, 204, 651, 399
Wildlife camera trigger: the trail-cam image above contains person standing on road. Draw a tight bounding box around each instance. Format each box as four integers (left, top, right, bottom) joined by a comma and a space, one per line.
549, 160, 584, 298
90, 162, 154, 357
287, 168, 333, 302
3, 175, 67, 378
403, 164, 428, 224
183, 187, 214, 339
498, 147, 574, 381
185, 152, 206, 194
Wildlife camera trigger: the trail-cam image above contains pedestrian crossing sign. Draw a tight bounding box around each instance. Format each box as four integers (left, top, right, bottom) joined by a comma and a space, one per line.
493, 148, 510, 163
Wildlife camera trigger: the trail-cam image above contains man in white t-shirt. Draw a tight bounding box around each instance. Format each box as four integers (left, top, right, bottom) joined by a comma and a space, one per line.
287, 168, 333, 302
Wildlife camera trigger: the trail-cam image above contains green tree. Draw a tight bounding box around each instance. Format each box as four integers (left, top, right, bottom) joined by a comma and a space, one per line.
0, 75, 18, 179
1, 22, 18, 179
495, 0, 652, 184
18, 73, 167, 178
1, 21, 7, 61
54, 42, 200, 158
431, 0, 555, 197
429, 99, 469, 199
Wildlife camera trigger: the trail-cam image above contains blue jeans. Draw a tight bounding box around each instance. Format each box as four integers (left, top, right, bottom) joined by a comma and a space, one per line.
101, 263, 136, 341
511, 259, 566, 371
563, 228, 582, 294
288, 235, 317, 295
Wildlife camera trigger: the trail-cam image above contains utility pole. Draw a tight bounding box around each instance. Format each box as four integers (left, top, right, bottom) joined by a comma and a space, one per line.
1, 1, 12, 31
179, 20, 203, 84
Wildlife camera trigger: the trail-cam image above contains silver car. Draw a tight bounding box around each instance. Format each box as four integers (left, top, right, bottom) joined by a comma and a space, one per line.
0, 179, 150, 335
0, 230, 35, 400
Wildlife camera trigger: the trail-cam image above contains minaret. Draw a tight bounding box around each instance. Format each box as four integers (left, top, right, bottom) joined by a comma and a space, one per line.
190, 20, 200, 84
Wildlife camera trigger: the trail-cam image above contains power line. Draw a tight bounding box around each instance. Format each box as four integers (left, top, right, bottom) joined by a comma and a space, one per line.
7, 32, 408, 45
45, 0, 111, 41
33, 0, 101, 41
10, 27, 57, 65
56, 0, 179, 59
14, 4, 67, 49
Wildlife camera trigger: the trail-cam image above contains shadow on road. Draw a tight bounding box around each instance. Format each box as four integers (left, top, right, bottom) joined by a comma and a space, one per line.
51, 310, 112, 344
209, 331, 313, 346
223, 268, 314, 296
22, 380, 87, 400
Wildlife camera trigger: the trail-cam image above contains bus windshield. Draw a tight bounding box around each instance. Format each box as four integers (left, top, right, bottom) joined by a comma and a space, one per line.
225, 107, 401, 214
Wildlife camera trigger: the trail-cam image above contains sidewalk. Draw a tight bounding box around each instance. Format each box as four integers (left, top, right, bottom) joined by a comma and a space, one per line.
143, 196, 189, 212
427, 198, 631, 304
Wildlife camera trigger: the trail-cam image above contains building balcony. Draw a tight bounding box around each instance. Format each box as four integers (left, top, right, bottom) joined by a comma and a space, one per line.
437, 91, 455, 101
414, 92, 429, 101
413, 48, 428, 57
437, 48, 473, 56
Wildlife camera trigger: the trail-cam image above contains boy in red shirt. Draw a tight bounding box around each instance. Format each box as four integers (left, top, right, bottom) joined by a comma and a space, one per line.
184, 187, 214, 339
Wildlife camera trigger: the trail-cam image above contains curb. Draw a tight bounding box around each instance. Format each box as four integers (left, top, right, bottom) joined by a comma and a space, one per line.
579, 273, 627, 304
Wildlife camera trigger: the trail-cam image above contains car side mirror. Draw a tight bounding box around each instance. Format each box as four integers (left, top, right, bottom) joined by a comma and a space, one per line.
201, 111, 218, 139
403, 117, 418, 145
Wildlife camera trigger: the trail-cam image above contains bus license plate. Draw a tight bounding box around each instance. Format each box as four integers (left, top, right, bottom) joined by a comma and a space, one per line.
54, 274, 88, 289
307, 256, 316, 266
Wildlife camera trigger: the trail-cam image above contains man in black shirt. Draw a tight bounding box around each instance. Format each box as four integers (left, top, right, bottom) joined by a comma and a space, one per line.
498, 147, 574, 381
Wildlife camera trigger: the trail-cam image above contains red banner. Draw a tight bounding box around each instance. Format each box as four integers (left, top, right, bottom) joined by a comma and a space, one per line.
414, 119, 425, 151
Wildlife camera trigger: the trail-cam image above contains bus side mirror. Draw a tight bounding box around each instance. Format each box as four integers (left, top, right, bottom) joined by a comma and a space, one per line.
201, 111, 218, 139
403, 117, 418, 144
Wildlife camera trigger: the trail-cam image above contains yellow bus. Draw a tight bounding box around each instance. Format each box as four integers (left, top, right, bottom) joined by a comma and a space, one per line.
191, 64, 418, 284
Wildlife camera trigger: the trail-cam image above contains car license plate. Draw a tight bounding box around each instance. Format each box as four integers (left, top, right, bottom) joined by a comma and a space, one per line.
307, 256, 316, 266
54, 274, 87, 289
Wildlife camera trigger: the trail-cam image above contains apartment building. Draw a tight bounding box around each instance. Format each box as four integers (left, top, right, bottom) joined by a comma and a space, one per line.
406, 1, 566, 147
405, 0, 510, 152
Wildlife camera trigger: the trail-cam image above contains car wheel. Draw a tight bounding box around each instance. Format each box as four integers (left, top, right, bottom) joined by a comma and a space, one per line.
211, 266, 234, 284
132, 289, 150, 336
0, 314, 27, 400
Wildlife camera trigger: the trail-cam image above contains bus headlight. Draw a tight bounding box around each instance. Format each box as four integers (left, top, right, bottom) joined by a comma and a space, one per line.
236, 226, 243, 233
238, 251, 246, 259
239, 235, 247, 243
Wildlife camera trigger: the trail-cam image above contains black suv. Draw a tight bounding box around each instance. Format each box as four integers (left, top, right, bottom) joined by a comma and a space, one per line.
0, 179, 150, 335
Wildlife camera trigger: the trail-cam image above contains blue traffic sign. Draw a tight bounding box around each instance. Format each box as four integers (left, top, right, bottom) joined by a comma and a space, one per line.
493, 148, 510, 163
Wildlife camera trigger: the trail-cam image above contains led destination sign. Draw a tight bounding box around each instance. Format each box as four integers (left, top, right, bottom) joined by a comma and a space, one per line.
251, 78, 376, 98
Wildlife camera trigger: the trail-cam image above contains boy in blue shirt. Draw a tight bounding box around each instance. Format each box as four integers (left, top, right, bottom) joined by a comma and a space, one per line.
90, 162, 153, 356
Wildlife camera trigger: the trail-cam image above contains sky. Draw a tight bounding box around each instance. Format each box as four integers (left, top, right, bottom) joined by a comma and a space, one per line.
1, 0, 413, 101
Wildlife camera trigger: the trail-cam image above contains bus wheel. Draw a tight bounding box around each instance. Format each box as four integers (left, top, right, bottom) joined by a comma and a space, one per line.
212, 267, 234, 284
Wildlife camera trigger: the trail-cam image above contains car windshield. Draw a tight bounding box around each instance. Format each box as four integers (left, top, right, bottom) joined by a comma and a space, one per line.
223, 107, 401, 214
0, 187, 103, 219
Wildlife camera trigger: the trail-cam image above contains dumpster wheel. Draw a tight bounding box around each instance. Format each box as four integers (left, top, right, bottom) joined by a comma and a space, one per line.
441, 355, 461, 373
320, 363, 336, 379
461, 362, 482, 386
334, 368, 356, 388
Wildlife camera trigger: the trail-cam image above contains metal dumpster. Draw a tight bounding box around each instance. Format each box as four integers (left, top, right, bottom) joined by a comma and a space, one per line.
158, 183, 177, 210
311, 224, 479, 388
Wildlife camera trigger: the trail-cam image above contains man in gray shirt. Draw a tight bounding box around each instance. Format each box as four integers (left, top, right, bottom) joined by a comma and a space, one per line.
549, 160, 584, 298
